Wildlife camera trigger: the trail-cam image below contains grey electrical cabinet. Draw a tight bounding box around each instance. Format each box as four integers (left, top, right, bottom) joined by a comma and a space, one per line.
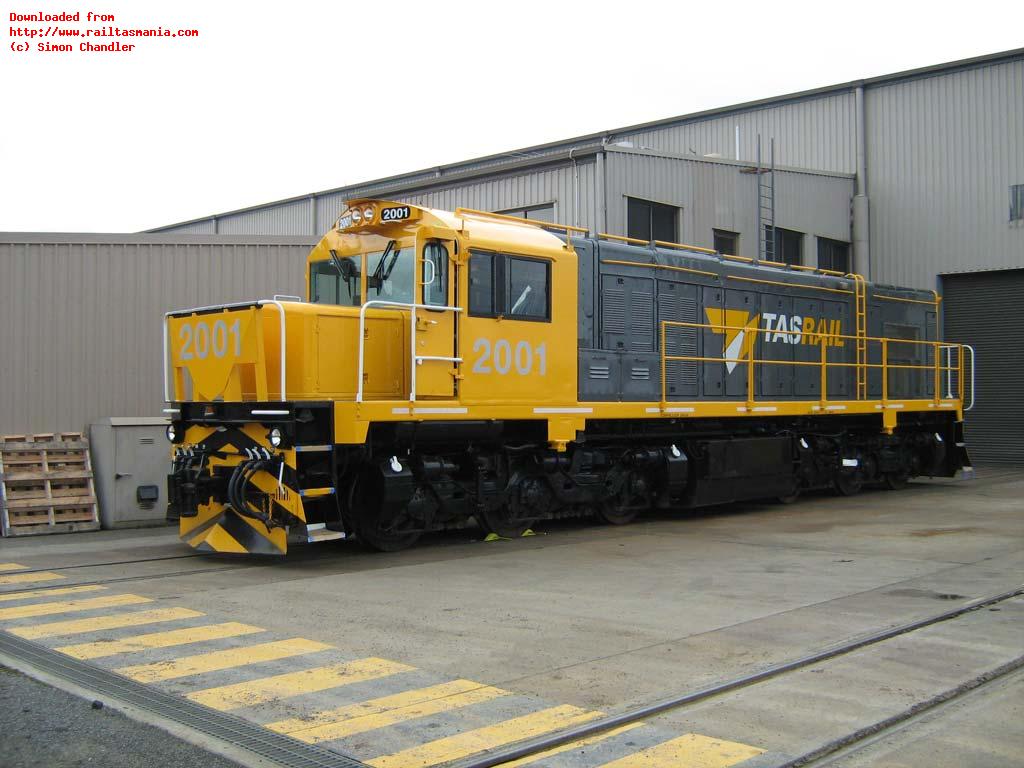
89, 417, 172, 529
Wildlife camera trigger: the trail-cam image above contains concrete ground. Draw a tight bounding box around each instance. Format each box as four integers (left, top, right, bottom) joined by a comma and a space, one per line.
0, 465, 1021, 767
0, 664, 241, 768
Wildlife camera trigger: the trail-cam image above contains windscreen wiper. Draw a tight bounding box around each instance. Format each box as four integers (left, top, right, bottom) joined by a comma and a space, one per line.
369, 240, 396, 294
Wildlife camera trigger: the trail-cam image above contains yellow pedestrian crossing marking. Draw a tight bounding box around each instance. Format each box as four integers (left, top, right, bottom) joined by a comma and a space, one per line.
0, 563, 28, 572
187, 657, 414, 710
55, 622, 266, 660
0, 571, 65, 586
0, 593, 149, 621
596, 733, 764, 767
9, 607, 204, 640
118, 638, 332, 683
499, 723, 646, 767
0, 584, 105, 603
269, 679, 489, 734
273, 679, 509, 743
0, 577, 762, 768
367, 704, 604, 768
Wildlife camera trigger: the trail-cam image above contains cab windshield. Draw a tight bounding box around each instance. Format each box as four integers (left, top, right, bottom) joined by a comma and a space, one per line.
310, 244, 415, 306
310, 257, 360, 306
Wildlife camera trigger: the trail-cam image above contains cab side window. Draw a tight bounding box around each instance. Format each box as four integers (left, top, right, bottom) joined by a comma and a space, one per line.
507, 257, 549, 320
469, 251, 496, 316
423, 241, 449, 307
469, 251, 550, 322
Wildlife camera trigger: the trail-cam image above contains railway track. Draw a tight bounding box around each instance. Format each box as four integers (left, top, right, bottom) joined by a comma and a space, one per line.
449, 586, 1024, 768
774, 659, 1024, 768
0, 548, 349, 592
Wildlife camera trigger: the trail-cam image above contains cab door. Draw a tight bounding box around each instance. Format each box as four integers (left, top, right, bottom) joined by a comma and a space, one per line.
413, 232, 458, 398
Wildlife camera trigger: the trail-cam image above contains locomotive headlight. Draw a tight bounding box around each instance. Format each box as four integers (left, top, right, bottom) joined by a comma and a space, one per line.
165, 424, 177, 443
351, 208, 363, 224
268, 427, 283, 448
362, 205, 375, 223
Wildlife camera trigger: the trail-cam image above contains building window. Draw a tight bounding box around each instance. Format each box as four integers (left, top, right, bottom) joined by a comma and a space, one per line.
713, 229, 739, 256
817, 237, 850, 273
497, 204, 555, 223
627, 197, 678, 242
1011, 184, 1024, 222
765, 226, 804, 266
469, 251, 550, 322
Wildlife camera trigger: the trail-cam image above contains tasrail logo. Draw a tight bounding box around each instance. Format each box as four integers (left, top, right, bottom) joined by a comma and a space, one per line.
705, 308, 845, 374
705, 308, 760, 374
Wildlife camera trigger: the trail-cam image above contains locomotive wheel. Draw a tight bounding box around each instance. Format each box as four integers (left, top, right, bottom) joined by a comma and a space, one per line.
596, 502, 638, 525
350, 468, 421, 552
834, 473, 864, 496
883, 472, 909, 490
776, 488, 801, 504
477, 505, 535, 539
478, 473, 548, 538
356, 521, 421, 552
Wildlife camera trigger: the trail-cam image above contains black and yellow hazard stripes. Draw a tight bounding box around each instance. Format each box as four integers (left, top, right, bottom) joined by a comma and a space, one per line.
177, 423, 306, 555
0, 564, 767, 768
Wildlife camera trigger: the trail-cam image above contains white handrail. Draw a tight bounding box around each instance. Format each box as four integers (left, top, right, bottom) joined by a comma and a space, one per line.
939, 345, 957, 400
356, 300, 462, 403
937, 344, 976, 412
163, 299, 290, 404
963, 344, 976, 412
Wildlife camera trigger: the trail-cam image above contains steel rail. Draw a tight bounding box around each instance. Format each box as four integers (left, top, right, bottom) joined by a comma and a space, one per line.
776, 655, 1024, 767
448, 585, 1024, 768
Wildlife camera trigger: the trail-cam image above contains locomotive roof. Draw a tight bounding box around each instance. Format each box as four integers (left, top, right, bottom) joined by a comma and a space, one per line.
312, 199, 937, 302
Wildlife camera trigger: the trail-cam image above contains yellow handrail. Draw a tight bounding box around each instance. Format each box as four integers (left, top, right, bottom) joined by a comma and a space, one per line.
455, 208, 589, 235
657, 318, 966, 407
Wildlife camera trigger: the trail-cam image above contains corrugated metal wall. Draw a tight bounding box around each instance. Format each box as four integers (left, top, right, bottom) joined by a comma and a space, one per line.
162, 219, 217, 235
941, 269, 1024, 464
0, 235, 313, 436
398, 161, 597, 232
866, 58, 1024, 288
621, 91, 858, 173
604, 149, 853, 257
218, 198, 314, 237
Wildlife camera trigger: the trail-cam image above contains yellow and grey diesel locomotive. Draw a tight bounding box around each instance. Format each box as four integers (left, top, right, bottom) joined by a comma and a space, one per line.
164, 201, 974, 555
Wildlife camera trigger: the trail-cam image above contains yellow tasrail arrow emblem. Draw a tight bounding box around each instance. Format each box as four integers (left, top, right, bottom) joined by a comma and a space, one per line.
705, 308, 761, 374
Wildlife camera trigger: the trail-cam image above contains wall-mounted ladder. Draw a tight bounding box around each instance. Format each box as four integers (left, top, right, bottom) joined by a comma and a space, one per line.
755, 135, 776, 264
851, 273, 868, 399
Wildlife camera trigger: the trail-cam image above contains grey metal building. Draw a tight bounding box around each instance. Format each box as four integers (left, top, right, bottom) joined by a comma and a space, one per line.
1, 49, 1020, 462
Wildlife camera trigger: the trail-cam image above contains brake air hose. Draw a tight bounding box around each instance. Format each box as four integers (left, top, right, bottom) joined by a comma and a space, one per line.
226, 457, 281, 529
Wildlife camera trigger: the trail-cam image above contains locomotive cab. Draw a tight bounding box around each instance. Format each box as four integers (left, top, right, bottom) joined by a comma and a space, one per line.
165, 200, 579, 554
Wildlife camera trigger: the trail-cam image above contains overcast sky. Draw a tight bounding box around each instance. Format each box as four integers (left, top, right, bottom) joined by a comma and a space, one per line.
3, 0, 1020, 232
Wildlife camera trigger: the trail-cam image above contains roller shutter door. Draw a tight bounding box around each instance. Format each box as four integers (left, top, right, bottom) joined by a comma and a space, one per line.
941, 269, 1024, 464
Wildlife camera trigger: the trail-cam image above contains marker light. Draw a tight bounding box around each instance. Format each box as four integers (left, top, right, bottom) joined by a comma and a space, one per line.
166, 424, 177, 442
268, 428, 283, 448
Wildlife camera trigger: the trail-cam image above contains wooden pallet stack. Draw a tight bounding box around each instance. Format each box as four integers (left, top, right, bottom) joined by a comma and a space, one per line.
0, 433, 100, 537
